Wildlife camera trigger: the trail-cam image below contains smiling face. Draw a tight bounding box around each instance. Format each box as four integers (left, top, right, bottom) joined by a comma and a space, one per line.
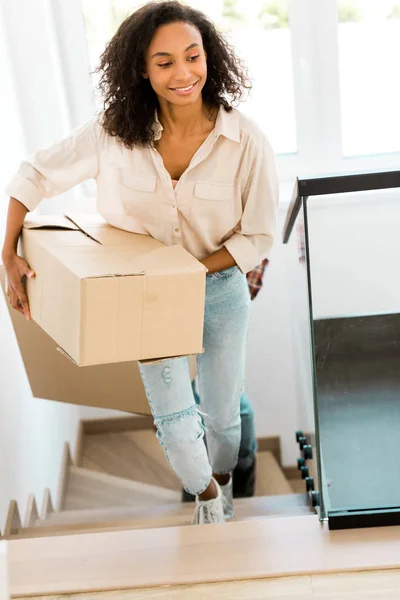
144, 21, 207, 108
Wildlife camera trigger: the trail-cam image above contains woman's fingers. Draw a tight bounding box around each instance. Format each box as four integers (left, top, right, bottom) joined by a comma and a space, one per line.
18, 291, 31, 320
9, 290, 25, 316
9, 283, 31, 319
4, 255, 34, 319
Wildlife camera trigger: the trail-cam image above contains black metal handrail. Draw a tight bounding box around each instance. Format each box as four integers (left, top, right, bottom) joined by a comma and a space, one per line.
282, 169, 400, 244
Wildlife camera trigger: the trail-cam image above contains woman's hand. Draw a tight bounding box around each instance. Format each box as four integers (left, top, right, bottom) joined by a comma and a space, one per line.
3, 253, 35, 320
200, 247, 236, 274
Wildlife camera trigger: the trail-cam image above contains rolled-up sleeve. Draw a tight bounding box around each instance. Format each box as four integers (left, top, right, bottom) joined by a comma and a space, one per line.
5, 118, 100, 212
224, 133, 279, 274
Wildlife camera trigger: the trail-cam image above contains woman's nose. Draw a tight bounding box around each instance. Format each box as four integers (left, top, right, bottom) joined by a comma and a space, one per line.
173, 61, 191, 81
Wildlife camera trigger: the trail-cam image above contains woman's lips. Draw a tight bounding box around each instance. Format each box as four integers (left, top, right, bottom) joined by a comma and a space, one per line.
169, 80, 199, 96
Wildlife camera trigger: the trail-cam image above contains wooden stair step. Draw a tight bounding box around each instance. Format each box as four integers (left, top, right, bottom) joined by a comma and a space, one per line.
81, 429, 292, 499
289, 478, 307, 494
45, 492, 312, 527
41, 503, 193, 527
64, 466, 180, 510
11, 514, 400, 597
10, 494, 312, 539
254, 451, 294, 496
44, 492, 312, 526
81, 429, 181, 491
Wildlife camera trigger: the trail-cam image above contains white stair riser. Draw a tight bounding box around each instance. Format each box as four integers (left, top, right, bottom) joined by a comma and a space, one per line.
0, 542, 10, 600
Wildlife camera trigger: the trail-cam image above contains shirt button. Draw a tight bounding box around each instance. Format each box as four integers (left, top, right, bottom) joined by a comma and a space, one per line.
174, 228, 180, 233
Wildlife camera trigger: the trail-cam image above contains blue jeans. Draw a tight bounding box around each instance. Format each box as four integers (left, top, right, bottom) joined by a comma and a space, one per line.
191, 382, 258, 471
139, 266, 251, 496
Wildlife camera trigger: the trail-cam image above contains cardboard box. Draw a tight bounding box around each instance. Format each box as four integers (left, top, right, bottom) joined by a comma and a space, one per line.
1, 268, 197, 416
20, 213, 206, 366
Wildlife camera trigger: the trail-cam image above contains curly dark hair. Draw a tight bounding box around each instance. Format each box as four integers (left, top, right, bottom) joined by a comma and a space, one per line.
95, 0, 251, 148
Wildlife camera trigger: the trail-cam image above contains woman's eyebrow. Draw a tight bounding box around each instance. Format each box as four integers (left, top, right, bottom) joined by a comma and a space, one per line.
151, 43, 200, 59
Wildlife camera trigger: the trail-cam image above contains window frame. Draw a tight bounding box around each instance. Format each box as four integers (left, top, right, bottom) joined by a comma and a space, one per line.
281, 0, 400, 181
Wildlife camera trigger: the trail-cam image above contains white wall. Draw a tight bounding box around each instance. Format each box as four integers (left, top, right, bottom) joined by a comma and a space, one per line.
0, 4, 26, 244
247, 193, 316, 466
0, 0, 128, 535
247, 206, 304, 466
308, 191, 400, 319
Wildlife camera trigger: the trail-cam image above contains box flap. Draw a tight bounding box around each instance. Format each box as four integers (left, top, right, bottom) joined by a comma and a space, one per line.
63, 214, 166, 252
23, 214, 79, 231
62, 214, 102, 244
24, 213, 111, 245
23, 214, 101, 245
64, 212, 110, 229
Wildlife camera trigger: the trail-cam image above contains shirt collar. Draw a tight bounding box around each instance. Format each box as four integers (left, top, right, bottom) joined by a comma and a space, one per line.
152, 112, 163, 141
152, 105, 241, 144
214, 105, 241, 143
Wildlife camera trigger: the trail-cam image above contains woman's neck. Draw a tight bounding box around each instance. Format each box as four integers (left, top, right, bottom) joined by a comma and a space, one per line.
158, 97, 215, 139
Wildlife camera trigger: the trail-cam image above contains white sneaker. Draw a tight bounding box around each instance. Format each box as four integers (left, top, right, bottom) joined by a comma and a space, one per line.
220, 476, 234, 519
192, 478, 226, 525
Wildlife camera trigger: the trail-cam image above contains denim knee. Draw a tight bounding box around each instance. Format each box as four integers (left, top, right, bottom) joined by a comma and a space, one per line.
154, 405, 206, 449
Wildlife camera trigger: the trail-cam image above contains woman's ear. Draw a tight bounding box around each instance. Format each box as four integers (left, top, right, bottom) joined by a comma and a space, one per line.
142, 71, 149, 79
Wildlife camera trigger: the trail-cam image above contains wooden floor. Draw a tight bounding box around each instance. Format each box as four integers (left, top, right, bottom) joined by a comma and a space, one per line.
17, 569, 400, 599
8, 515, 400, 597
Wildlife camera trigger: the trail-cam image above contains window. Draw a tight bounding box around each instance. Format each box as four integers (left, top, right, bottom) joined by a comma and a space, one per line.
337, 0, 400, 157
217, 0, 297, 155
82, 0, 297, 155
79, 0, 400, 180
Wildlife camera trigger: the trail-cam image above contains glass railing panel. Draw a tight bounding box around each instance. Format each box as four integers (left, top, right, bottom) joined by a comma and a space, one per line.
284, 192, 325, 517
306, 188, 400, 523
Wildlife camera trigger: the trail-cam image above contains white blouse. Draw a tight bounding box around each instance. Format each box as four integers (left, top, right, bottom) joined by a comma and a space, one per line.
6, 106, 279, 273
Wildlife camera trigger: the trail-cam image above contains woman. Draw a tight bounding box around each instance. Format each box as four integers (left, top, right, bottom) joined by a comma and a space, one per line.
2, 1, 279, 525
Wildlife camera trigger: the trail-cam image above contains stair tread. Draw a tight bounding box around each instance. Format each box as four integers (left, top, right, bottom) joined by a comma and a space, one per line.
43, 492, 310, 524
64, 466, 180, 510
81, 429, 181, 491
289, 478, 306, 494
255, 451, 294, 496
17, 494, 313, 539
81, 431, 291, 498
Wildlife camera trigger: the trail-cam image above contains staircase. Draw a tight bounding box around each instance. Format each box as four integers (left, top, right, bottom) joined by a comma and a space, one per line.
5, 418, 400, 598
3, 417, 313, 540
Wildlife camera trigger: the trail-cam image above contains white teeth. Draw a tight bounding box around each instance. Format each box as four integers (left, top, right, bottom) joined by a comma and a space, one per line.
174, 83, 195, 91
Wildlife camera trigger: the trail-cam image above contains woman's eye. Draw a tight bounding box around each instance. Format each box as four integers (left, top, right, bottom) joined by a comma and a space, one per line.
188, 55, 200, 61
158, 62, 172, 68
